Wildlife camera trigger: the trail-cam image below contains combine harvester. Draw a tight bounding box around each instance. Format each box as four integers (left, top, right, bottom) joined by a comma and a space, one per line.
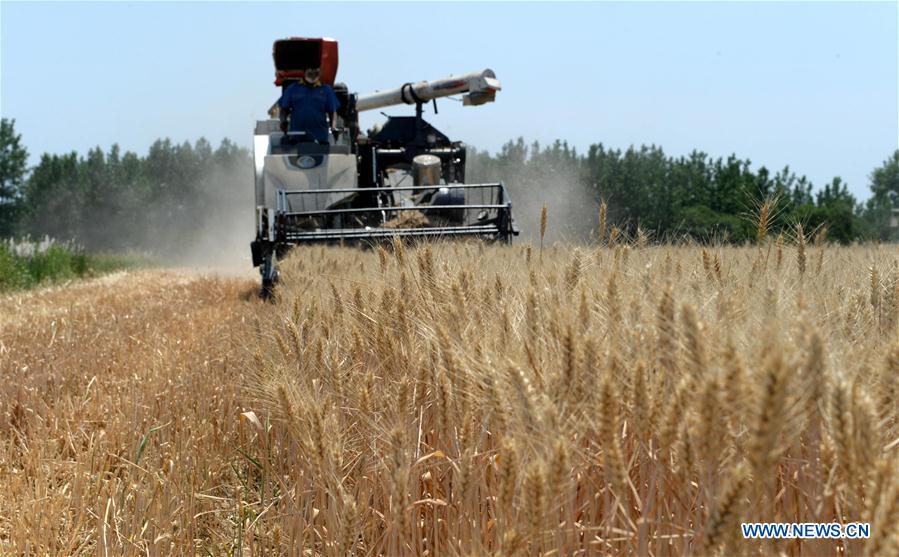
250, 37, 519, 295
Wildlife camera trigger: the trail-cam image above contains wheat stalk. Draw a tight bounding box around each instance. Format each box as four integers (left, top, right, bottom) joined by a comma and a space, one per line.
6, 241, 894, 555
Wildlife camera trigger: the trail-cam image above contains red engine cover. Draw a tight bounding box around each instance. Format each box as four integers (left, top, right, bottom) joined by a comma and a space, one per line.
273, 37, 339, 86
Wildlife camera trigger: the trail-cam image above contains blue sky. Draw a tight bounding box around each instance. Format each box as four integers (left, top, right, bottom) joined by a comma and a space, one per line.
2, 1, 897, 200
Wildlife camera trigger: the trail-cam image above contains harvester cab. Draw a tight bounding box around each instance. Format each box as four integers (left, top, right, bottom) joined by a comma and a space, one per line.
250, 37, 519, 295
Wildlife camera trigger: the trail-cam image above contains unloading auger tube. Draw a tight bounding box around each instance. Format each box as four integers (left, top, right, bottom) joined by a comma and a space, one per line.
355, 69, 501, 111
251, 37, 518, 298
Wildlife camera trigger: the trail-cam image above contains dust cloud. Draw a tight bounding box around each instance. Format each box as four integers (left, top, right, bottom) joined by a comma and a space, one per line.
75, 140, 600, 275
22, 146, 258, 277
467, 150, 599, 245
506, 164, 597, 245
158, 162, 256, 276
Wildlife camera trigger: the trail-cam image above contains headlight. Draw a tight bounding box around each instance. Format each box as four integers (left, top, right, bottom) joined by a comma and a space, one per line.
297, 155, 316, 169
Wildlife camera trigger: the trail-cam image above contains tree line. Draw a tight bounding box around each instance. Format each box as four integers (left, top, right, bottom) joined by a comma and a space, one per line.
468, 138, 899, 244
2, 117, 898, 248
0, 118, 252, 254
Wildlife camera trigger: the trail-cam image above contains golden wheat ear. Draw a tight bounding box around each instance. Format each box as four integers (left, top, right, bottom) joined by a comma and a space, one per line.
11, 231, 893, 555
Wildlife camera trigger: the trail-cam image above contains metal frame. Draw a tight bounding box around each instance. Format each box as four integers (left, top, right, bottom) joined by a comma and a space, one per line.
273, 182, 517, 244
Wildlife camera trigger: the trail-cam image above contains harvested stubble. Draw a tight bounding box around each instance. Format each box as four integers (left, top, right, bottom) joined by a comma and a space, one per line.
0, 271, 261, 554
2, 240, 899, 555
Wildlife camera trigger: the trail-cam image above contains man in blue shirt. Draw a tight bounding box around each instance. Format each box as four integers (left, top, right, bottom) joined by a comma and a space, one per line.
278, 67, 340, 143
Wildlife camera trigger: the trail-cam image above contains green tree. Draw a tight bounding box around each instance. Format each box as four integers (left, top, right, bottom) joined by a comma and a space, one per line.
16, 137, 250, 251
809, 177, 859, 243
864, 150, 899, 240
0, 118, 29, 236
19, 152, 82, 241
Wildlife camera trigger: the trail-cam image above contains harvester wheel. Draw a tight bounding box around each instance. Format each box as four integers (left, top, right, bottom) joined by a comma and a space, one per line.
259, 251, 279, 300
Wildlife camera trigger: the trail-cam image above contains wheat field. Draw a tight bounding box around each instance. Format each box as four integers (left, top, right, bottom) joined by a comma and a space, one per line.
2, 236, 899, 555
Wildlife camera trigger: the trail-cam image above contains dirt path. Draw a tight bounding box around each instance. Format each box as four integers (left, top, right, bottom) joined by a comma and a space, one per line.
0, 270, 262, 554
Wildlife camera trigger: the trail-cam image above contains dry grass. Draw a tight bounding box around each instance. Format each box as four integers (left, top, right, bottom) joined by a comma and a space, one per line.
2, 240, 899, 555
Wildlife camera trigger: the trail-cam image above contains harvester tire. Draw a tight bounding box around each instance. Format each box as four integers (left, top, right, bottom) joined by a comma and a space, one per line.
259, 251, 279, 301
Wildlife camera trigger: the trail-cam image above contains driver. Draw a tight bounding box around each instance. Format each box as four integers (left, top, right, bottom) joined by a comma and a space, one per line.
278, 67, 339, 143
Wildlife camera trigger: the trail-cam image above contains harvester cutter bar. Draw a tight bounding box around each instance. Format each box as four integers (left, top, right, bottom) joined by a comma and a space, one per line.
283, 204, 507, 217
282, 224, 503, 242
278, 182, 508, 196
